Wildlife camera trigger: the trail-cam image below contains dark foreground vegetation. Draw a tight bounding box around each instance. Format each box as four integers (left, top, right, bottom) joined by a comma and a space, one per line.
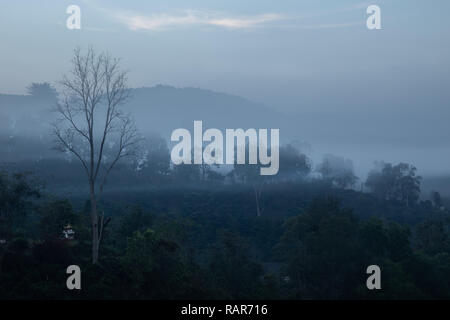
0, 165, 449, 300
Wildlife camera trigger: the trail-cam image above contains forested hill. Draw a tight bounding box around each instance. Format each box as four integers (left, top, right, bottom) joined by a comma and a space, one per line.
0, 85, 290, 139
128, 85, 289, 136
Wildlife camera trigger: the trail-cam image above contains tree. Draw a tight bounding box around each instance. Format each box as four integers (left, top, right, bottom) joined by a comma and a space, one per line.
138, 134, 171, 181
415, 220, 449, 255
172, 163, 201, 183
276, 198, 363, 299
317, 154, 357, 189
26, 82, 58, 100
38, 199, 78, 240
276, 144, 311, 181
191, 145, 222, 183
0, 171, 40, 240
231, 162, 265, 216
229, 143, 267, 216
209, 231, 264, 299
121, 228, 201, 299
52, 47, 142, 263
117, 206, 153, 240
366, 162, 421, 206
431, 191, 442, 208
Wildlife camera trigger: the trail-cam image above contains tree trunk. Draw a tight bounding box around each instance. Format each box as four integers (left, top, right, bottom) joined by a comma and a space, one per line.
254, 185, 261, 217
90, 183, 99, 264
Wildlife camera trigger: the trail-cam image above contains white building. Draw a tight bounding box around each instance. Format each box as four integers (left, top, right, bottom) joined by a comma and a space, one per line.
62, 224, 75, 240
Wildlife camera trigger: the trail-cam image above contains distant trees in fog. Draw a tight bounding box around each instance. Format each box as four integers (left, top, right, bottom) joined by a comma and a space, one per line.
365, 162, 421, 206
26, 82, 58, 101
317, 154, 358, 189
277, 144, 311, 181
431, 190, 443, 209
124, 138, 426, 210
137, 134, 171, 179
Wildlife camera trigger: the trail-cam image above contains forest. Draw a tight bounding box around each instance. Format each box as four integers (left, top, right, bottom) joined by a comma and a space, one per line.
0, 145, 449, 299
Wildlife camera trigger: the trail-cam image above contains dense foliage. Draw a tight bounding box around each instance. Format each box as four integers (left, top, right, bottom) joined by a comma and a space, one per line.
0, 166, 449, 300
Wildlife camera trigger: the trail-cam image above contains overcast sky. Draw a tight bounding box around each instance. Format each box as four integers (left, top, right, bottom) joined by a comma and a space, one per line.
1, 0, 449, 176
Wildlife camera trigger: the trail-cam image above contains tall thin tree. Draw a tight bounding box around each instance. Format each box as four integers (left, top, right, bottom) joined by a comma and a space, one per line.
52, 47, 141, 263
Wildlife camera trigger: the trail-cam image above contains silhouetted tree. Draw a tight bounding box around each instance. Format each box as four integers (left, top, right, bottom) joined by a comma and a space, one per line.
317, 154, 357, 189
415, 220, 449, 255
229, 143, 267, 216
52, 47, 142, 263
366, 162, 421, 206
276, 144, 311, 181
0, 171, 40, 240
276, 198, 363, 299
139, 134, 171, 180
26, 82, 58, 100
431, 190, 442, 208
38, 199, 78, 240
232, 162, 265, 216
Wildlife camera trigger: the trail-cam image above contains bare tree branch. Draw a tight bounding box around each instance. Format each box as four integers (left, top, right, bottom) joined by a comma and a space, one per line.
51, 47, 141, 264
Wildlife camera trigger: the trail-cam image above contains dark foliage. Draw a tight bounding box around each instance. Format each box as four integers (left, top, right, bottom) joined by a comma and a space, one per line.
0, 166, 449, 300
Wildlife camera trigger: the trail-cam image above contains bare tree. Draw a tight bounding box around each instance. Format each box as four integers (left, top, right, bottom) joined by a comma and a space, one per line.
253, 179, 265, 217
52, 47, 142, 264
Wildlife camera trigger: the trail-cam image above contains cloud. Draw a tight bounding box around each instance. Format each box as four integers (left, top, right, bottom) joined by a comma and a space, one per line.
114, 10, 285, 31
207, 14, 283, 29
299, 22, 363, 30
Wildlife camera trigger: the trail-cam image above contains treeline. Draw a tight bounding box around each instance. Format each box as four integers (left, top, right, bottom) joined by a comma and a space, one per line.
5, 135, 443, 211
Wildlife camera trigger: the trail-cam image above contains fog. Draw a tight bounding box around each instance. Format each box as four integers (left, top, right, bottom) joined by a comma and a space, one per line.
1, 84, 449, 184
1, 0, 449, 196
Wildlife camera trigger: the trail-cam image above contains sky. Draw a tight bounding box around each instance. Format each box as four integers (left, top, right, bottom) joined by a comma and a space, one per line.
0, 0, 449, 176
